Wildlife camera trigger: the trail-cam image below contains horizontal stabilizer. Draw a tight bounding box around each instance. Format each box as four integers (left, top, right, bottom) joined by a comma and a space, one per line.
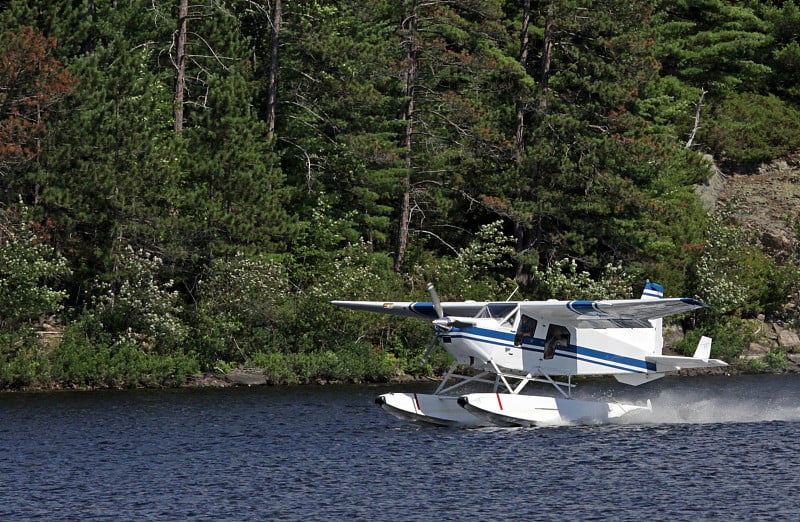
614, 373, 666, 386
645, 354, 727, 372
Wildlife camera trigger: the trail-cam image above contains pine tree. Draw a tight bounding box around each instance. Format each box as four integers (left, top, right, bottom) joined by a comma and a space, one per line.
0, 25, 76, 194
240, 0, 404, 255
653, 0, 772, 95
172, 1, 293, 266
35, 1, 184, 289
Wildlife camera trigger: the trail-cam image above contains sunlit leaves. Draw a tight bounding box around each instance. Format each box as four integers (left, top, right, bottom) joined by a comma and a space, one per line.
87, 246, 187, 351
0, 205, 70, 329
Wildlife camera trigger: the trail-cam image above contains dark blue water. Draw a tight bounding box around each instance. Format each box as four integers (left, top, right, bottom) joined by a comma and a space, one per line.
1, 374, 799, 521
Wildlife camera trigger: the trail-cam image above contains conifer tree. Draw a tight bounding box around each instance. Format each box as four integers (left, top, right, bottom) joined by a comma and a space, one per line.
35, 1, 184, 288
0, 25, 76, 195
171, 1, 293, 266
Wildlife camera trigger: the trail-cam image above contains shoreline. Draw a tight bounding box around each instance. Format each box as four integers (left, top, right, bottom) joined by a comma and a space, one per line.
3, 363, 797, 393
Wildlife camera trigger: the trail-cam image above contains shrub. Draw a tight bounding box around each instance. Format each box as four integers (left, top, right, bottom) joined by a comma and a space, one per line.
702, 93, 800, 169
0, 331, 47, 388
247, 343, 396, 384
51, 324, 200, 388
695, 208, 796, 317
676, 317, 755, 361
87, 245, 187, 352
0, 204, 70, 330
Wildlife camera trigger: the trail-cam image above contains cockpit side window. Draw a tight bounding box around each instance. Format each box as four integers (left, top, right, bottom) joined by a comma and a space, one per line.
478, 304, 517, 327
514, 315, 538, 346
544, 325, 570, 359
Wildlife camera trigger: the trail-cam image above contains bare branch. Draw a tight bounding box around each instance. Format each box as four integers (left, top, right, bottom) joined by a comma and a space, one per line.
411, 229, 459, 256
685, 88, 707, 149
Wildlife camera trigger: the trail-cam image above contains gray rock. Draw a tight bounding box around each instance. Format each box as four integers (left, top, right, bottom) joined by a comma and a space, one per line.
777, 329, 800, 348
225, 368, 268, 386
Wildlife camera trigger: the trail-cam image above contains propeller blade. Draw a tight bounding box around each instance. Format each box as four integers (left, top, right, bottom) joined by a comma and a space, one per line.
420, 334, 438, 363
427, 282, 444, 319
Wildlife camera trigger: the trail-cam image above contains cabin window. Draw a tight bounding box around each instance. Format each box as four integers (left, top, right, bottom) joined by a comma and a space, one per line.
478, 303, 517, 327
544, 325, 569, 359
514, 315, 538, 346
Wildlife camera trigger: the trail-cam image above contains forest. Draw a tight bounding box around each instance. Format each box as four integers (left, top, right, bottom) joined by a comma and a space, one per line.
1, 0, 800, 389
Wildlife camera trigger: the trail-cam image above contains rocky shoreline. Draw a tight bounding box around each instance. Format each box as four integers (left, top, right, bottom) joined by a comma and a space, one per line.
184, 361, 800, 389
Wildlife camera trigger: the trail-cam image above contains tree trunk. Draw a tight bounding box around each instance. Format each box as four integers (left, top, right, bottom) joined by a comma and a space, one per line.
514, 0, 531, 169
394, 0, 418, 273
514, 0, 533, 283
539, 0, 555, 111
266, 0, 282, 142
174, 0, 188, 133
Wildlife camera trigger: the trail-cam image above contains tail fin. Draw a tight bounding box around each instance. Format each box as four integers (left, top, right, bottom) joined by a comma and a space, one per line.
640, 280, 663, 300
693, 336, 712, 360
641, 280, 664, 354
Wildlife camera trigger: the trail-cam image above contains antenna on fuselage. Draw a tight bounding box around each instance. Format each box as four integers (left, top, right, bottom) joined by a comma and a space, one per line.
505, 286, 520, 302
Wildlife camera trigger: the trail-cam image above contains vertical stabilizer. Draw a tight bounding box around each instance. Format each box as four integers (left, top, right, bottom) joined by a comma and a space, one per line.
693, 336, 712, 360
640, 280, 664, 300
641, 280, 663, 354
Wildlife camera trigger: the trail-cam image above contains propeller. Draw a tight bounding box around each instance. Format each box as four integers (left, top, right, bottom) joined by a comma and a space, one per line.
427, 282, 444, 319
420, 283, 475, 362
421, 283, 444, 363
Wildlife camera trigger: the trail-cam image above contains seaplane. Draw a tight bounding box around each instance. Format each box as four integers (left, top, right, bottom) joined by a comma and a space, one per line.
331, 281, 727, 427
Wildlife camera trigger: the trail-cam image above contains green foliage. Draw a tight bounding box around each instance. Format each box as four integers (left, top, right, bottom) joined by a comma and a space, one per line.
742, 346, 790, 373
86, 245, 187, 351
694, 207, 796, 317
702, 93, 800, 168
50, 324, 200, 388
676, 317, 755, 361
0, 205, 70, 329
0, 331, 47, 388
247, 344, 396, 384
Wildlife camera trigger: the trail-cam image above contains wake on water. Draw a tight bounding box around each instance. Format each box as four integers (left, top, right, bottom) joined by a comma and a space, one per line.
612, 375, 800, 425
642, 388, 800, 425
572, 374, 800, 426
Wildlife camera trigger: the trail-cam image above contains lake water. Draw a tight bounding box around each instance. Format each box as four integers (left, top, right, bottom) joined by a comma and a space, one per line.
1, 374, 799, 521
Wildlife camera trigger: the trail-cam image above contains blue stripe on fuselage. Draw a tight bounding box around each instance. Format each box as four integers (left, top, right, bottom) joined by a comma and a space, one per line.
446, 326, 657, 373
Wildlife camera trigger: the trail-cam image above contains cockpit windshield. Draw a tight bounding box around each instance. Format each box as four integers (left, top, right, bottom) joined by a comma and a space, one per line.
477, 303, 518, 327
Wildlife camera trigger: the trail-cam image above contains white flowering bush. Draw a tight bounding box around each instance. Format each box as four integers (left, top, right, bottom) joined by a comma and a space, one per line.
0, 205, 70, 328
307, 237, 391, 300
88, 245, 187, 350
195, 253, 293, 360
411, 220, 518, 300
199, 253, 290, 321
694, 214, 749, 315
530, 258, 634, 300
694, 207, 794, 317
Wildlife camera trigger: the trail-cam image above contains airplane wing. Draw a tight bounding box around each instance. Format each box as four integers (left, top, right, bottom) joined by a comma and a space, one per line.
330, 300, 487, 319
332, 296, 707, 328
517, 297, 707, 329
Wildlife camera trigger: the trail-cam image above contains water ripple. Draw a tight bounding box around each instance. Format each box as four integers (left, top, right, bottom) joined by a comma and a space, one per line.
1, 377, 799, 521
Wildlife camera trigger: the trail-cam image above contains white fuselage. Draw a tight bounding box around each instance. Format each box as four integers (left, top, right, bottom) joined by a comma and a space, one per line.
439, 314, 659, 378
